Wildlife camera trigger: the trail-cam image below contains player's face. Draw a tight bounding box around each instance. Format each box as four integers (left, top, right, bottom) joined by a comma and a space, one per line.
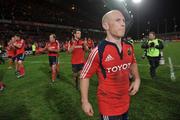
149, 33, 155, 40
108, 12, 125, 39
49, 35, 55, 42
74, 31, 81, 39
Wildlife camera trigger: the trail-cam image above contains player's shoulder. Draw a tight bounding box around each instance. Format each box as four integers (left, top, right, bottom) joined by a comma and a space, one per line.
88, 47, 98, 58
86, 47, 99, 63
123, 40, 133, 46
123, 40, 134, 52
91, 46, 98, 52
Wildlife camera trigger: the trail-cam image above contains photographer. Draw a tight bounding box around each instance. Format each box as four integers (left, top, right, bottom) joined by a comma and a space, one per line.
141, 31, 164, 79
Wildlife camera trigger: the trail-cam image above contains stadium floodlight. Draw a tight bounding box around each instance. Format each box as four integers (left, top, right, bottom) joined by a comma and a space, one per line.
116, 0, 126, 2
132, 0, 142, 4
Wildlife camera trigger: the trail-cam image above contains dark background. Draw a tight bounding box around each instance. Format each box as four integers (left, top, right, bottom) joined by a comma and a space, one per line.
0, 0, 179, 38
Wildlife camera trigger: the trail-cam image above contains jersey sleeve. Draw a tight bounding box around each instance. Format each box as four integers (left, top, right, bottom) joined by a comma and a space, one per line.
80, 47, 99, 79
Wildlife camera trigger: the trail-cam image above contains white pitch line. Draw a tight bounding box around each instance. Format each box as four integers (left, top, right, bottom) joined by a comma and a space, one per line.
168, 57, 176, 81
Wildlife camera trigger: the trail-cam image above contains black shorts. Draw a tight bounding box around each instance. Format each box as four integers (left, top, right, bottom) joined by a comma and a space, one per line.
49, 56, 58, 66
15, 54, 25, 61
8, 56, 16, 62
100, 112, 128, 120
72, 63, 84, 73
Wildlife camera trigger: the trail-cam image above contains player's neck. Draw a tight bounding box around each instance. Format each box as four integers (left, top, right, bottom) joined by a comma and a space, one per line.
106, 34, 122, 52
105, 35, 121, 45
74, 38, 79, 41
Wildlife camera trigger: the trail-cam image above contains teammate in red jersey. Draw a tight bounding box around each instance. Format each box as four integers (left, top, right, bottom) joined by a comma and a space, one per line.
68, 29, 89, 90
44, 34, 60, 82
6, 37, 16, 69
13, 34, 26, 78
80, 10, 140, 120
87, 37, 94, 50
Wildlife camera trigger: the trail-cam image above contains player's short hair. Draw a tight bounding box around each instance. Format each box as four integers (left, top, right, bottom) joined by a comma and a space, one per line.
50, 33, 56, 38
72, 29, 81, 35
14, 34, 21, 38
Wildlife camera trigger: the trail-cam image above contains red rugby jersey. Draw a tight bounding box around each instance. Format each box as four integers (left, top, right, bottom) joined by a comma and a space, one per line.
15, 39, 25, 55
47, 40, 60, 56
70, 39, 85, 64
6, 45, 16, 57
80, 40, 136, 116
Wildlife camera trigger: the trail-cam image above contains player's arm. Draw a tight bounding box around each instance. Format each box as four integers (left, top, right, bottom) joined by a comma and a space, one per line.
8, 41, 11, 47
129, 47, 141, 96
48, 48, 59, 52
80, 47, 99, 116
41, 43, 48, 51
92, 41, 95, 48
11, 39, 17, 48
56, 41, 60, 52
68, 41, 75, 53
80, 78, 94, 116
83, 40, 89, 52
9, 41, 15, 49
7, 42, 11, 50
48, 41, 60, 52
129, 63, 140, 96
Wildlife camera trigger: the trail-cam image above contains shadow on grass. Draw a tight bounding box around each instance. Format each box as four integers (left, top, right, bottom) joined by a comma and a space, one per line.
59, 71, 75, 88
138, 78, 180, 120
39, 63, 50, 77
0, 103, 31, 120
44, 86, 82, 120
0, 69, 6, 81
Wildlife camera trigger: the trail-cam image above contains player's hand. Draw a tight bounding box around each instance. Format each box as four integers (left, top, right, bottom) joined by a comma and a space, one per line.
72, 40, 76, 46
48, 48, 53, 51
129, 80, 140, 96
84, 40, 88, 46
82, 101, 94, 116
70, 41, 75, 49
13, 43, 17, 46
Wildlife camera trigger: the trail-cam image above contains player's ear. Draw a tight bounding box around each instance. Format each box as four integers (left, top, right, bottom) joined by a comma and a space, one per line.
102, 22, 109, 30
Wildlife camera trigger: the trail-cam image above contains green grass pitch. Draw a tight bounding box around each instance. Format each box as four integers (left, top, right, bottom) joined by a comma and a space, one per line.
0, 42, 180, 120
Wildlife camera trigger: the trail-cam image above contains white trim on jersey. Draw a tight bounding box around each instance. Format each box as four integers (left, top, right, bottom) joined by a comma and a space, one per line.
80, 47, 98, 79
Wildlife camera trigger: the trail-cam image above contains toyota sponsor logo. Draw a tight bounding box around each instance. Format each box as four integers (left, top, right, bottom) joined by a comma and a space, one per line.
106, 63, 131, 73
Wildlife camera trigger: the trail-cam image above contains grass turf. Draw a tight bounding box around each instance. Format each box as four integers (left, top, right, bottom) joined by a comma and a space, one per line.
0, 42, 180, 120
